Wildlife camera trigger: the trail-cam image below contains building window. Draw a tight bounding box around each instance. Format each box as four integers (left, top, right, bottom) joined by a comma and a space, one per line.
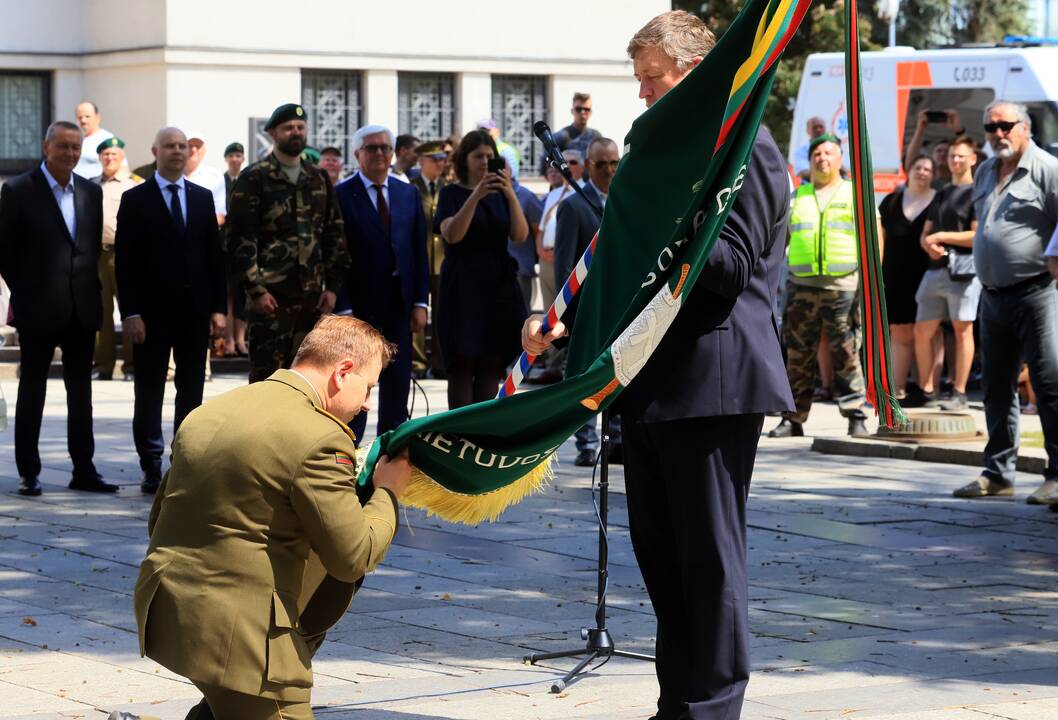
492, 74, 548, 178
0, 71, 50, 176
301, 70, 362, 170
398, 72, 456, 141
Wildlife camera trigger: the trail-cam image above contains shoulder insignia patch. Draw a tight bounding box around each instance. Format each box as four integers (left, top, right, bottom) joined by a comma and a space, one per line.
335, 452, 354, 466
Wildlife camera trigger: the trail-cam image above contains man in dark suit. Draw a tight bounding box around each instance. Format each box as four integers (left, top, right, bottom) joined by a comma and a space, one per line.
0, 121, 116, 496
410, 141, 448, 378
554, 137, 622, 467
115, 127, 227, 493
523, 11, 794, 719
335, 125, 429, 444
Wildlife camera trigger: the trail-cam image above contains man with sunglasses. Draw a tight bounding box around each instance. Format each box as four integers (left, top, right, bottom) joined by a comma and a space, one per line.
541, 92, 603, 175
952, 100, 1058, 505
228, 103, 350, 383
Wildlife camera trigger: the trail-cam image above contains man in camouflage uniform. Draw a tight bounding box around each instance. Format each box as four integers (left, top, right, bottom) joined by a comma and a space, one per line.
227, 103, 350, 382
768, 134, 868, 438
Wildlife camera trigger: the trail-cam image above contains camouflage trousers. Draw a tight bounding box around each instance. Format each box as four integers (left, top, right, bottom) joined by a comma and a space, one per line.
782, 283, 866, 423
246, 302, 320, 383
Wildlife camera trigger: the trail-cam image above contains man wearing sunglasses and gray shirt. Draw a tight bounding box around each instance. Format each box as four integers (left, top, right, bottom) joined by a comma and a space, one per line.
954, 100, 1058, 506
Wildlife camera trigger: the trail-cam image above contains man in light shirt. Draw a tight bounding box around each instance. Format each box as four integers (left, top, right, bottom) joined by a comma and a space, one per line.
73, 101, 114, 179
184, 130, 227, 225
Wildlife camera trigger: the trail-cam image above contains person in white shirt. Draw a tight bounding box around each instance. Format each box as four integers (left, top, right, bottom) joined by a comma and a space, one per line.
73, 101, 114, 179
537, 149, 584, 312
184, 130, 227, 225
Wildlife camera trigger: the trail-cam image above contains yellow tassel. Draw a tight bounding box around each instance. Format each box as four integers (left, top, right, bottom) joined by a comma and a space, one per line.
399, 455, 556, 525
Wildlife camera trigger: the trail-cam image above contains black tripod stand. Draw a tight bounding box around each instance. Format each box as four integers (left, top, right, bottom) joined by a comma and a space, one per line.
523, 410, 655, 692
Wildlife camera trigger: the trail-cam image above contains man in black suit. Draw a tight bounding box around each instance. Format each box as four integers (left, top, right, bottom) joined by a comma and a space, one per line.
553, 137, 622, 467
0, 121, 116, 496
523, 11, 794, 719
115, 127, 227, 493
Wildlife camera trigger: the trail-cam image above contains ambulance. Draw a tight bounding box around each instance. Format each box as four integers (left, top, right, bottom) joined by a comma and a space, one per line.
789, 44, 1058, 195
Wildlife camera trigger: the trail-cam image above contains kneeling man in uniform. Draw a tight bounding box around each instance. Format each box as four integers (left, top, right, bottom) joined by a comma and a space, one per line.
123, 314, 409, 720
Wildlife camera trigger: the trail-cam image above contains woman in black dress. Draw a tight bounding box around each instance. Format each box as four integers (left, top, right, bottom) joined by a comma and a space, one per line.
879, 155, 937, 398
434, 130, 529, 409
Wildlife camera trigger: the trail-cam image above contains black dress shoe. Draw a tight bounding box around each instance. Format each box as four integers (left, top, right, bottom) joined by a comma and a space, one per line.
140, 471, 162, 494
68, 474, 119, 493
768, 418, 804, 437
17, 476, 42, 496
91, 370, 113, 381
574, 449, 597, 467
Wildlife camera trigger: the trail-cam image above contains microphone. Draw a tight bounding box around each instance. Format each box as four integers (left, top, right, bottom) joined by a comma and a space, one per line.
533, 121, 570, 176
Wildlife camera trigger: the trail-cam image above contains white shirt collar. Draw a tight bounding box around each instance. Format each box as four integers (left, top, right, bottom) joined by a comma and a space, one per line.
358, 171, 388, 191
288, 369, 323, 407
40, 161, 74, 192
159, 175, 186, 191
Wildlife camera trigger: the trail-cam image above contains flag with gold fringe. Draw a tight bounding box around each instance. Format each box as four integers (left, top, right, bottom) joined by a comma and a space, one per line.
355, 0, 901, 525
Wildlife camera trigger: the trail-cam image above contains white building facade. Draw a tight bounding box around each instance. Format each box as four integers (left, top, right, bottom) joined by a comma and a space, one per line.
0, 0, 666, 178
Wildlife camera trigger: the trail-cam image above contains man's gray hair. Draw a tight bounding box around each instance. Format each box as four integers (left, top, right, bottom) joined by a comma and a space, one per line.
984, 100, 1032, 131
587, 137, 619, 157
561, 149, 583, 163
352, 125, 396, 153
44, 121, 82, 143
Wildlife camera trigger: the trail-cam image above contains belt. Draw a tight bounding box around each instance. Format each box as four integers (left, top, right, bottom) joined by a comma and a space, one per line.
982, 272, 1051, 294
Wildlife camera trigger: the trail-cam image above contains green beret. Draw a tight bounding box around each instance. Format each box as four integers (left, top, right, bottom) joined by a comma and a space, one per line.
96, 136, 125, 154
224, 142, 244, 156
265, 103, 306, 130
415, 140, 447, 157
808, 133, 842, 155
301, 146, 321, 164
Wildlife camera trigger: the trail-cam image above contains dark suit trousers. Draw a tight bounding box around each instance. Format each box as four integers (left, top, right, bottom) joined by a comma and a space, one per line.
350, 281, 412, 444
15, 320, 97, 479
623, 413, 763, 720
132, 312, 209, 473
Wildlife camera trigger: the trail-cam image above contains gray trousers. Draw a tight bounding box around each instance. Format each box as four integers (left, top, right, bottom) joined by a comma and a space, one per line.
980, 275, 1058, 484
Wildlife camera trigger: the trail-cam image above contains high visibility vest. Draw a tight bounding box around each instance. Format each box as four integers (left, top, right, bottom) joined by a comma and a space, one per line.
787, 180, 858, 278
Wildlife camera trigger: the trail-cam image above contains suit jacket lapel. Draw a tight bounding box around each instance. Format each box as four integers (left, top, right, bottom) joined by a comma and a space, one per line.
32, 168, 74, 245
150, 175, 181, 239
73, 176, 92, 250
352, 176, 387, 236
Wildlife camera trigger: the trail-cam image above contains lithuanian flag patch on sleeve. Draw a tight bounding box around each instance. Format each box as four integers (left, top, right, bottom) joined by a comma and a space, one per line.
335, 452, 354, 466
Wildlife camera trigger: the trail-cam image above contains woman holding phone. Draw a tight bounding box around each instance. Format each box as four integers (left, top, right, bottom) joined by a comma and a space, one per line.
434, 129, 529, 408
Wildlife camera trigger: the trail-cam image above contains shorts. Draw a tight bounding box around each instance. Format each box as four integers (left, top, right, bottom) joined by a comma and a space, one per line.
914, 268, 982, 323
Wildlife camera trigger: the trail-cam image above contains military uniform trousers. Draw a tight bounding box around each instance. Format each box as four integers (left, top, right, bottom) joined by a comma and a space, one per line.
781, 283, 865, 424
247, 300, 320, 383
94, 247, 133, 377
624, 413, 763, 720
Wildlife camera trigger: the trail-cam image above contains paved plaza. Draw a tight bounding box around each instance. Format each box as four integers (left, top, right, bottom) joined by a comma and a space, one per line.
0, 375, 1056, 720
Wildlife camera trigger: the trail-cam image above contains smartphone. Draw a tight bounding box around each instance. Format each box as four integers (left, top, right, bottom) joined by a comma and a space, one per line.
487, 156, 507, 174
925, 110, 949, 123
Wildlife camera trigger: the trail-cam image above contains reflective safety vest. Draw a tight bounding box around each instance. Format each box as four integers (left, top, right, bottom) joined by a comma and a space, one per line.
788, 180, 858, 278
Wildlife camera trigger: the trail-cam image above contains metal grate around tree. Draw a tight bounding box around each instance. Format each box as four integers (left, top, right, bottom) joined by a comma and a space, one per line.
492, 74, 548, 179
398, 73, 456, 142
301, 70, 363, 172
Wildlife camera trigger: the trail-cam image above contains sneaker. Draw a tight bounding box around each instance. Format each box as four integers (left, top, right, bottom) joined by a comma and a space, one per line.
922, 392, 943, 409
953, 475, 1014, 498
847, 418, 870, 437
1026, 479, 1058, 505
902, 387, 933, 408
939, 391, 968, 411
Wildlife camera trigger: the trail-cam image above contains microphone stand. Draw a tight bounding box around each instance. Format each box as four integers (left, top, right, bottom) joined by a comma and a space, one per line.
522, 151, 655, 693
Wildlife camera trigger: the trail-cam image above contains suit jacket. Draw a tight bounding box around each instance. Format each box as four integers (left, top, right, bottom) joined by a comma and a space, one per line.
134, 369, 399, 700
334, 174, 429, 329
114, 175, 227, 324
0, 166, 103, 333
411, 173, 447, 276
620, 127, 795, 421
553, 181, 603, 315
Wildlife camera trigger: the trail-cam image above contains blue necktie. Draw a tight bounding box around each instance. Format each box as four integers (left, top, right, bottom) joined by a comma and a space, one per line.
168, 184, 186, 236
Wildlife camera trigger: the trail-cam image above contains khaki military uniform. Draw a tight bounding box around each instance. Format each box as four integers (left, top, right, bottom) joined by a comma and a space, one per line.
93, 168, 141, 377
227, 155, 350, 382
410, 173, 446, 376
134, 369, 398, 718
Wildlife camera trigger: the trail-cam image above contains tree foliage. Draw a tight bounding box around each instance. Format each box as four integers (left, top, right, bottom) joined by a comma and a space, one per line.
674, 0, 1032, 154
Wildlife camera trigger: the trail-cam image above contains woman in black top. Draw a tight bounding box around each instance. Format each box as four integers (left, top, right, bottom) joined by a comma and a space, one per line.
879, 155, 937, 398
434, 130, 529, 409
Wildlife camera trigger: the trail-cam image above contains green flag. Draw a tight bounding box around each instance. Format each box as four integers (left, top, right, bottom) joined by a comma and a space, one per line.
358, 0, 813, 524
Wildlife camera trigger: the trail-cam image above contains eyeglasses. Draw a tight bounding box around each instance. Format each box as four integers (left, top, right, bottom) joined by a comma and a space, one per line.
984, 120, 1019, 134
566, 159, 580, 165
573, 106, 592, 113
591, 160, 619, 170
361, 144, 393, 154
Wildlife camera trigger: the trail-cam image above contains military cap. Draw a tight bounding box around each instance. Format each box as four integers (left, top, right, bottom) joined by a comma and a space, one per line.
224, 142, 245, 156
265, 103, 306, 130
808, 133, 842, 155
301, 146, 321, 164
319, 146, 342, 156
96, 136, 125, 154
415, 140, 447, 157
